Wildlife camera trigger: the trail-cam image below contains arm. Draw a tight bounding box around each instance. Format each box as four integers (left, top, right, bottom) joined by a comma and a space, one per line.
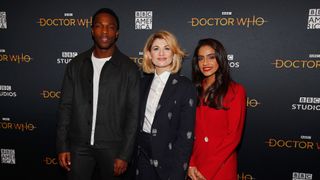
189, 142, 204, 180
170, 82, 197, 179
188, 166, 206, 180
117, 66, 140, 162
208, 84, 246, 179
114, 66, 140, 176
56, 63, 74, 170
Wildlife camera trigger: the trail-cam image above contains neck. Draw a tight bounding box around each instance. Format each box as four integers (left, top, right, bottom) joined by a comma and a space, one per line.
155, 67, 170, 75
93, 45, 116, 58
203, 75, 215, 91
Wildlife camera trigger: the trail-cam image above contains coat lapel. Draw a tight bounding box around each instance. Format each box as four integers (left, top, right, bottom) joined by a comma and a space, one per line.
154, 73, 179, 118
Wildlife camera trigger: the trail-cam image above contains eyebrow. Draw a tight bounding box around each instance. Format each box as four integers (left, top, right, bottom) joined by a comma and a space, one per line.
206, 53, 215, 56
198, 53, 215, 56
151, 44, 170, 48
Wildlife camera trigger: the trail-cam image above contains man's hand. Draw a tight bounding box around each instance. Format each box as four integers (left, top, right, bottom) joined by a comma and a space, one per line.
58, 152, 71, 171
113, 159, 128, 176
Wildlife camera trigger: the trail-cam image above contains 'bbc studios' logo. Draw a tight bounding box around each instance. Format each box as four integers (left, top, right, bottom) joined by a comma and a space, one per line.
1, 149, 16, 164
40, 90, 61, 99
307, 8, 320, 29
57, 51, 78, 64
292, 97, 320, 111
37, 13, 92, 28
265, 136, 320, 151
227, 54, 240, 68
0, 11, 7, 29
135, 11, 152, 30
0, 50, 33, 64
292, 172, 312, 180
1, 117, 37, 132
0, 85, 17, 97
189, 12, 267, 28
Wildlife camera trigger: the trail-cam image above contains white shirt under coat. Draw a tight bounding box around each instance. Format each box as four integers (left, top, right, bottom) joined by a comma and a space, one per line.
143, 70, 171, 133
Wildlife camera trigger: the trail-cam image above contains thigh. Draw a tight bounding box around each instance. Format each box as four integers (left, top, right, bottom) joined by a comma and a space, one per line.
95, 147, 121, 180
69, 146, 95, 180
135, 153, 160, 180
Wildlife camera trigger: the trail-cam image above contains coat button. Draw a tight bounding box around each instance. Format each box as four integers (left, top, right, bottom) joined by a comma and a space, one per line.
204, 136, 209, 142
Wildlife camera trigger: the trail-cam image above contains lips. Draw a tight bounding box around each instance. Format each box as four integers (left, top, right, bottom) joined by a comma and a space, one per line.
100, 37, 109, 43
157, 58, 167, 61
202, 67, 212, 71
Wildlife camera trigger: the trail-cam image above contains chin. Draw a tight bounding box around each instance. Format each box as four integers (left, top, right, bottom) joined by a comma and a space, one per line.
97, 44, 113, 50
203, 72, 214, 77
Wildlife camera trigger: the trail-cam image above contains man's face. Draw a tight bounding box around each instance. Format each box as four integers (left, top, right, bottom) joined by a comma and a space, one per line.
91, 13, 119, 50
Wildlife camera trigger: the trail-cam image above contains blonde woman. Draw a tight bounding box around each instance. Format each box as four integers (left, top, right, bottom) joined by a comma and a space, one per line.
133, 30, 196, 180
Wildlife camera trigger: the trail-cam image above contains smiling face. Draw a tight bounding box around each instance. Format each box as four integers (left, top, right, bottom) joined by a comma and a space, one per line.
197, 45, 219, 79
147, 38, 174, 74
91, 12, 119, 55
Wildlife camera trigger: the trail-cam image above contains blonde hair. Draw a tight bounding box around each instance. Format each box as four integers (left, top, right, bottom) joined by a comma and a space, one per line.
142, 30, 186, 73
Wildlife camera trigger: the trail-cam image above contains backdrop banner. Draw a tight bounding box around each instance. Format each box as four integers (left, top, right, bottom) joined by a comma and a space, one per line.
1, 1, 319, 179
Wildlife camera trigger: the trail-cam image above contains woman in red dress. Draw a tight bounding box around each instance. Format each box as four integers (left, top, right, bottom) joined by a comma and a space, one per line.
188, 38, 246, 180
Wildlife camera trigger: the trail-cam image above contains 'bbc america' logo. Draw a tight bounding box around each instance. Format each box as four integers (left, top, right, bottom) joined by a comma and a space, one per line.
292, 172, 312, 180
1, 149, 16, 164
307, 8, 320, 29
135, 11, 152, 30
0, 12, 7, 29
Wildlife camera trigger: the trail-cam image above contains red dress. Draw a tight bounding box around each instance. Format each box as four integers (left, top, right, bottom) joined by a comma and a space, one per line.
189, 82, 246, 180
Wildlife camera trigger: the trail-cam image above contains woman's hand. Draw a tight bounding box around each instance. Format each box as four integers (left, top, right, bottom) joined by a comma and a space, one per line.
188, 166, 206, 180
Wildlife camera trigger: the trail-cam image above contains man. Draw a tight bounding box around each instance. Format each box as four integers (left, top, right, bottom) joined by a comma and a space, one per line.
56, 8, 140, 180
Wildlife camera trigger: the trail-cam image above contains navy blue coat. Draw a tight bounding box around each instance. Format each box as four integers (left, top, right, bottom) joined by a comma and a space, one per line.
136, 73, 197, 180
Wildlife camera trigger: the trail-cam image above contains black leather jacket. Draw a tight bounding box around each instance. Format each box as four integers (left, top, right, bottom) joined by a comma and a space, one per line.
56, 47, 140, 161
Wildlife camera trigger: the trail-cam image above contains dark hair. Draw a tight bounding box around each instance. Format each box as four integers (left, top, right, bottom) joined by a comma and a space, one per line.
192, 38, 232, 109
91, 8, 120, 30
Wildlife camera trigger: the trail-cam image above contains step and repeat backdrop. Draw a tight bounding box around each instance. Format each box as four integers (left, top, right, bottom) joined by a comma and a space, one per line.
1, 0, 319, 179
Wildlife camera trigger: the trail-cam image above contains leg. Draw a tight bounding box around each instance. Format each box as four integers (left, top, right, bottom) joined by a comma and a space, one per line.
135, 151, 160, 180
95, 146, 122, 180
68, 146, 95, 180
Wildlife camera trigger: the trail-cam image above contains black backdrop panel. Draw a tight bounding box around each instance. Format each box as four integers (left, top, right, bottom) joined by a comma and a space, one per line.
1, 0, 319, 179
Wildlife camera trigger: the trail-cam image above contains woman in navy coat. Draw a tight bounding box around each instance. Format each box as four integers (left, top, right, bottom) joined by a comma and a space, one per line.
133, 30, 197, 180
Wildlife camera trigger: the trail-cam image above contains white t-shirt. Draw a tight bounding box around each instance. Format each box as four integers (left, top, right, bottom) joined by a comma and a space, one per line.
90, 53, 111, 145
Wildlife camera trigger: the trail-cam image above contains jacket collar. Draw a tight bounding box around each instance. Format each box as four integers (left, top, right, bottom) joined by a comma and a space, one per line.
141, 73, 180, 119
85, 46, 121, 67
156, 73, 179, 113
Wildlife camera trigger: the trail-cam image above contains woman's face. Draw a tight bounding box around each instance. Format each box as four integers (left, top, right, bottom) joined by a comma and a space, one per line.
147, 38, 174, 74
197, 45, 219, 78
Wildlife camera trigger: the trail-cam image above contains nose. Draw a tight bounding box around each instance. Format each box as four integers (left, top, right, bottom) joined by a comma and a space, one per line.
203, 57, 208, 65
102, 26, 108, 34
159, 49, 164, 56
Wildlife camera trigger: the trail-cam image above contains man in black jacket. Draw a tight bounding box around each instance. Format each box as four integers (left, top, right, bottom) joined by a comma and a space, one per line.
56, 8, 140, 180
